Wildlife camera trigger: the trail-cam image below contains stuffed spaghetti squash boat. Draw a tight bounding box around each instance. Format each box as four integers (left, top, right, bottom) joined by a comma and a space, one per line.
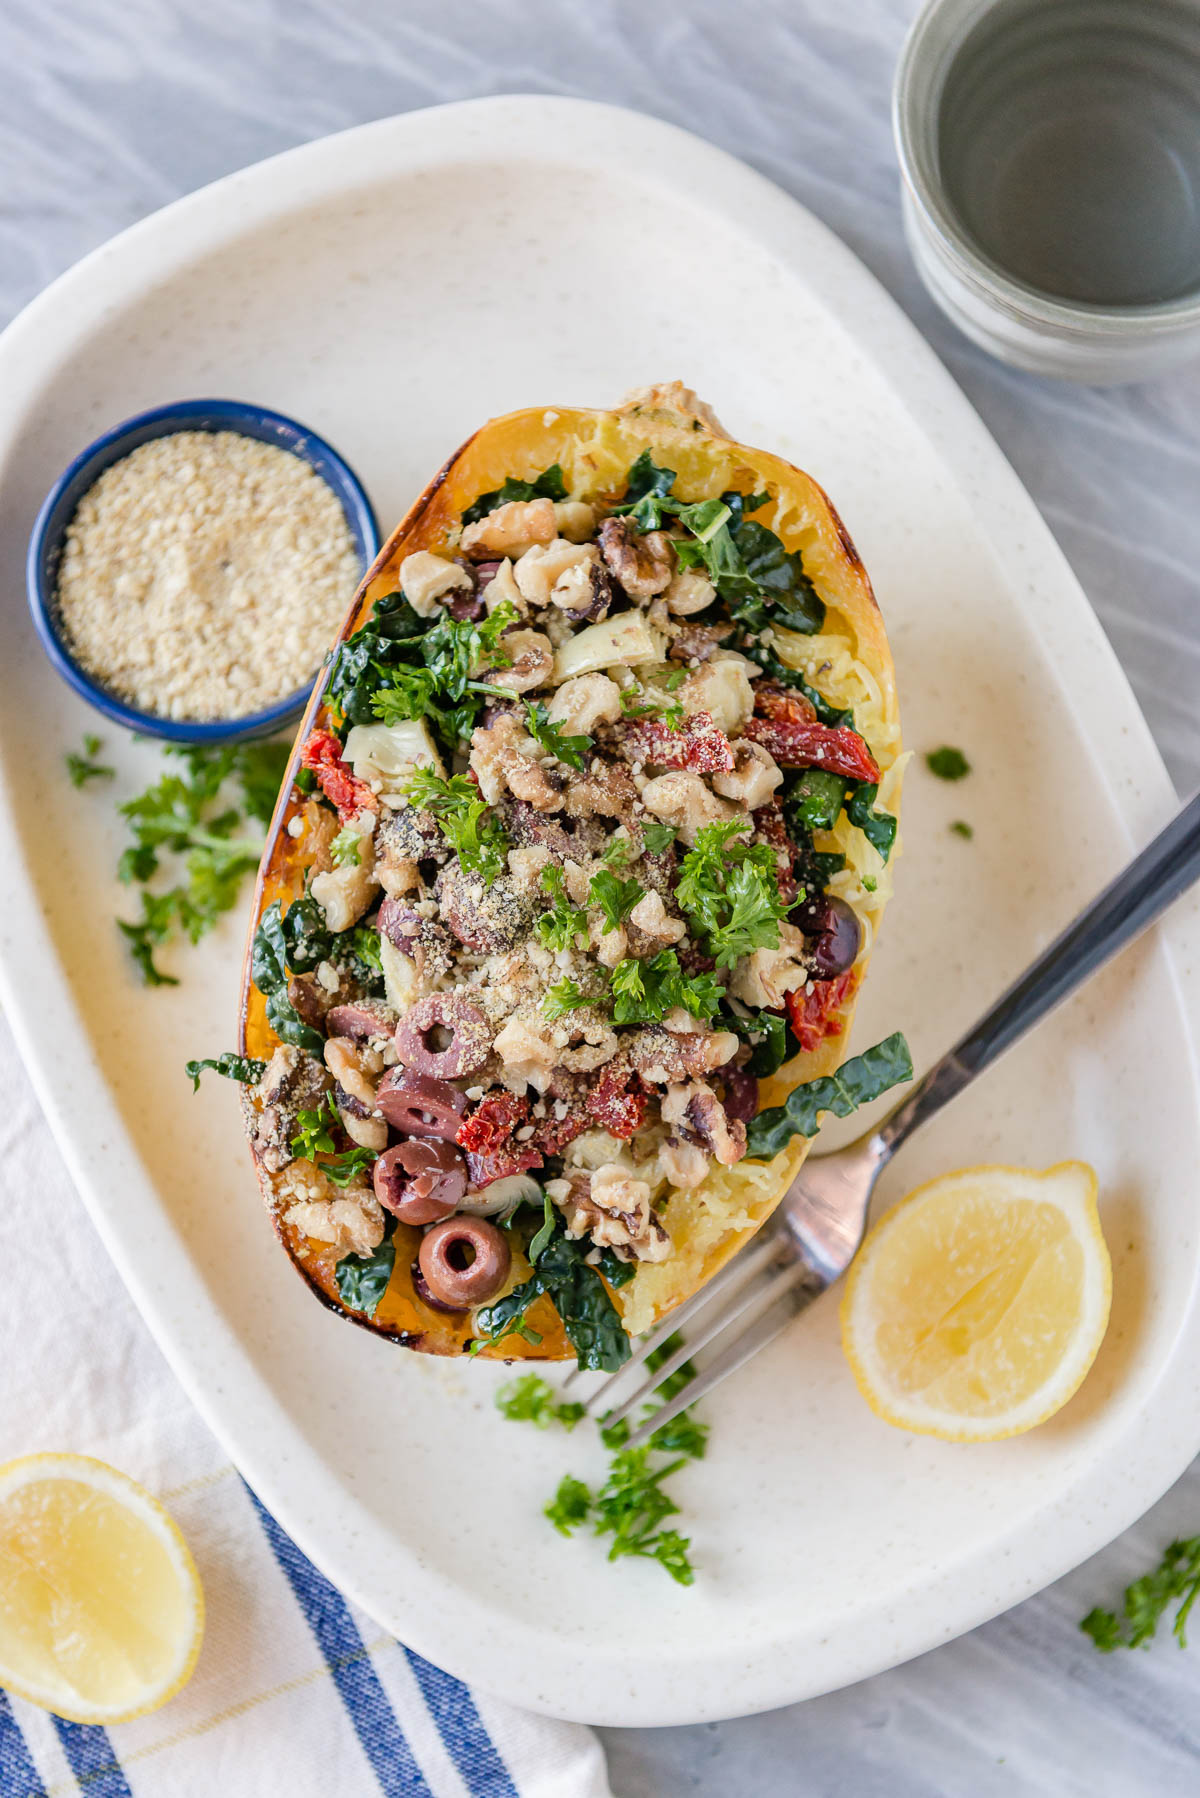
234, 384, 907, 1368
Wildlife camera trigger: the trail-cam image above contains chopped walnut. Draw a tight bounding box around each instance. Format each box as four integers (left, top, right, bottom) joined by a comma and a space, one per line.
679, 658, 755, 735
399, 550, 472, 617
480, 555, 526, 617
661, 1080, 746, 1166
556, 1164, 671, 1262
728, 922, 810, 1009
244, 1047, 331, 1173
664, 567, 716, 615
484, 628, 553, 694
282, 1182, 386, 1256
657, 1138, 710, 1190
597, 517, 674, 598
470, 712, 565, 811
554, 500, 596, 542
461, 496, 556, 559
564, 756, 638, 821
310, 811, 381, 931
323, 1035, 378, 1112
513, 538, 598, 607
640, 771, 738, 844
625, 888, 686, 954
712, 740, 783, 809
546, 673, 622, 735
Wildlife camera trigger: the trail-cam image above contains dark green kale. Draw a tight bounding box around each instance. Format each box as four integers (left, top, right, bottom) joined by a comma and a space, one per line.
475, 1217, 632, 1372
335, 1217, 398, 1318
745, 1032, 913, 1158
185, 1052, 266, 1091
461, 463, 568, 525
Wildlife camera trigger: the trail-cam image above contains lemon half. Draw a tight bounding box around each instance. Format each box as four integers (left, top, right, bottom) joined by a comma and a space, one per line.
840, 1162, 1111, 1441
0, 1454, 204, 1723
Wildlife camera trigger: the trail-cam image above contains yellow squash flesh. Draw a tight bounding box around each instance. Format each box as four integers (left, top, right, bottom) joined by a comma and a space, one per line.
238, 384, 902, 1357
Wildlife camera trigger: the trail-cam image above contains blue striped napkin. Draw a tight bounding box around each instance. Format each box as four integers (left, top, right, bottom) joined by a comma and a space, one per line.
0, 1019, 612, 1798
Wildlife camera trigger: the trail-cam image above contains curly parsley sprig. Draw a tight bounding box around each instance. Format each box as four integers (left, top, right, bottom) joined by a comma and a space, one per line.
399, 766, 508, 886
674, 818, 790, 969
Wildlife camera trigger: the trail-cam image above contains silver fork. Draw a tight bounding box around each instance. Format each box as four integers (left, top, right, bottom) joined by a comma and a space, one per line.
571, 788, 1200, 1448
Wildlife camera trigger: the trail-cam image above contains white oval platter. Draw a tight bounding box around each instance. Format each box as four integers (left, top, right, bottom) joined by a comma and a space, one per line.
0, 97, 1198, 1727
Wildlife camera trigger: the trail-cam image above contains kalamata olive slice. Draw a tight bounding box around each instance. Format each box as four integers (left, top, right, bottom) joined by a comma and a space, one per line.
418, 1217, 512, 1309
377, 898, 422, 953
447, 591, 485, 622
326, 1000, 396, 1041
375, 1068, 467, 1139
393, 992, 491, 1079
374, 1140, 466, 1224
720, 1067, 759, 1125
412, 1264, 466, 1313
806, 895, 861, 979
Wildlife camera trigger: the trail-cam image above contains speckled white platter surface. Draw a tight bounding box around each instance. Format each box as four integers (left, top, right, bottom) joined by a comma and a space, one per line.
1, 97, 1198, 1727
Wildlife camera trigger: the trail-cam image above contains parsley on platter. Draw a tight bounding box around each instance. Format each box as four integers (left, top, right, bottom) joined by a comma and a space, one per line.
65, 733, 114, 789
926, 745, 971, 781
1082, 1538, 1200, 1652
495, 1373, 585, 1431
110, 739, 290, 985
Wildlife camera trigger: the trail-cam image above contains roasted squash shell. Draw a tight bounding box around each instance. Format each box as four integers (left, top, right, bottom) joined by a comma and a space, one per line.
238, 384, 902, 1359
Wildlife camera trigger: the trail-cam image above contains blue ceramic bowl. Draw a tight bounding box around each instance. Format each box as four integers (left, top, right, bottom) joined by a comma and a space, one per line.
26, 398, 381, 743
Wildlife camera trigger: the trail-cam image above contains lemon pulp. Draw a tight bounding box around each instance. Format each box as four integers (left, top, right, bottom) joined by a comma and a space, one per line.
0, 1455, 203, 1722
840, 1162, 1111, 1441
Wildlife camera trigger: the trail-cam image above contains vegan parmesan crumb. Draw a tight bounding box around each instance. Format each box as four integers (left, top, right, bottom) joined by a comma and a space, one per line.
55, 430, 362, 722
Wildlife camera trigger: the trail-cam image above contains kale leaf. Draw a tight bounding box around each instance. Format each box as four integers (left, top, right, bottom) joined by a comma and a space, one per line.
250, 900, 325, 1053
461, 463, 568, 525
335, 1217, 398, 1318
185, 1052, 266, 1091
476, 1218, 632, 1372
745, 1032, 913, 1159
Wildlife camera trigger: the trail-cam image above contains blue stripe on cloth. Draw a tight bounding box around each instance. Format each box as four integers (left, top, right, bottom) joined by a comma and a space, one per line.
51, 1721, 132, 1798
0, 1693, 46, 1798
404, 1649, 518, 1798
245, 1486, 434, 1798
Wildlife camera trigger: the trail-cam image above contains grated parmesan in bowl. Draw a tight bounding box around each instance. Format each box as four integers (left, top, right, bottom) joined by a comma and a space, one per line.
27, 400, 380, 743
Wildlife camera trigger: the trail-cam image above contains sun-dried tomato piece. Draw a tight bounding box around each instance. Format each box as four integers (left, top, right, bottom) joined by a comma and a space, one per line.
457, 1091, 544, 1186
785, 968, 859, 1054
300, 729, 378, 821
620, 708, 735, 775
747, 683, 879, 783
586, 1067, 648, 1140
746, 716, 880, 783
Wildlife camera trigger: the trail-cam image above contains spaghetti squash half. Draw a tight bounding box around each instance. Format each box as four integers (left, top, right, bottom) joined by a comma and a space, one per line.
235, 384, 905, 1365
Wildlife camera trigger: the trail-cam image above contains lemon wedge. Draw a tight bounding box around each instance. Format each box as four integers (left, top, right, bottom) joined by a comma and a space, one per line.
0, 1454, 204, 1722
840, 1161, 1111, 1441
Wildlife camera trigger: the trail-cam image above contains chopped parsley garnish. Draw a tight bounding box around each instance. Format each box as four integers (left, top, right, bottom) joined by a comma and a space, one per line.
926, 745, 971, 781
588, 868, 644, 933
66, 733, 114, 789
950, 819, 974, 840
542, 977, 592, 1020
399, 767, 507, 886
462, 463, 567, 525
675, 819, 789, 968
745, 1032, 914, 1158
113, 739, 290, 985
640, 819, 677, 855
501, 1331, 705, 1585
496, 1373, 585, 1431
523, 700, 592, 771
184, 1051, 265, 1091
542, 952, 721, 1026
619, 675, 686, 732
536, 865, 588, 951
329, 823, 361, 867
609, 951, 722, 1026
291, 1093, 375, 1187
600, 830, 636, 868
1082, 1537, 1200, 1652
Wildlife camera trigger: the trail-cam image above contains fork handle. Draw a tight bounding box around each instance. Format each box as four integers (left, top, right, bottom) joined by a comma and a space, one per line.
876, 788, 1200, 1157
